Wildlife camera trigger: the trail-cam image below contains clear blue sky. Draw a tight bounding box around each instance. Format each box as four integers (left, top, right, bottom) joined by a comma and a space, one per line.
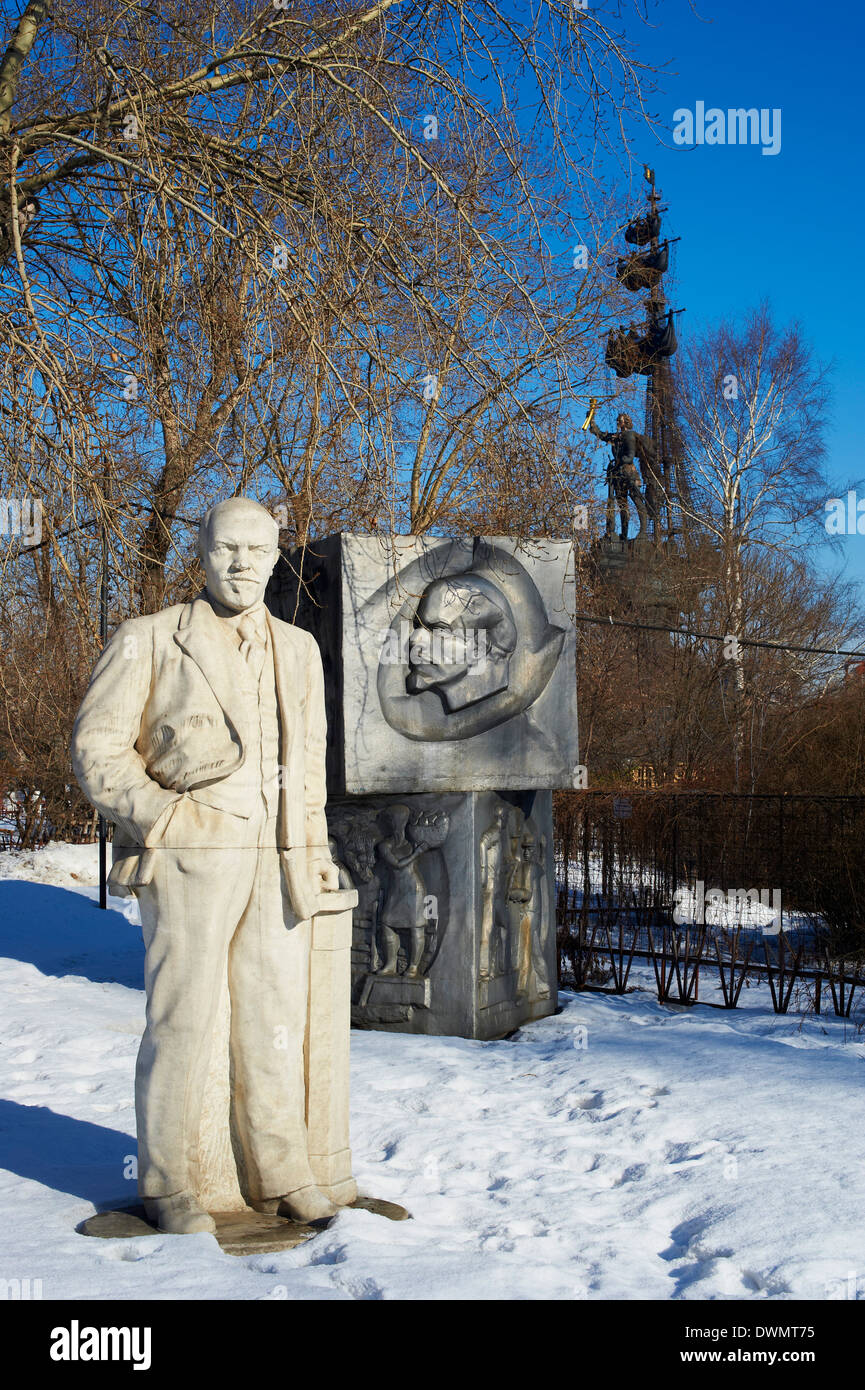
587, 0, 864, 590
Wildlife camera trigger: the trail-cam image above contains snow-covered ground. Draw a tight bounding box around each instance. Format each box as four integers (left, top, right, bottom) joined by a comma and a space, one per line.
1, 842, 863, 1301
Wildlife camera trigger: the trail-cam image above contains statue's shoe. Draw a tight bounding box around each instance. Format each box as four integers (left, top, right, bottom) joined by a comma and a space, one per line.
252, 1185, 339, 1226
143, 1193, 216, 1235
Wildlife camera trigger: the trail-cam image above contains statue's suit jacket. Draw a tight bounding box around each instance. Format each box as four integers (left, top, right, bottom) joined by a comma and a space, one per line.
71, 595, 329, 894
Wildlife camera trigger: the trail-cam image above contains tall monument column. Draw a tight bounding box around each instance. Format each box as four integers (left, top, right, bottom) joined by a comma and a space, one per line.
267, 534, 578, 1041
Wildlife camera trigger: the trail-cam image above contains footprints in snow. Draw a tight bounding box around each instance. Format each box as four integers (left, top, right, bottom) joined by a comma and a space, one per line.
661, 1215, 789, 1298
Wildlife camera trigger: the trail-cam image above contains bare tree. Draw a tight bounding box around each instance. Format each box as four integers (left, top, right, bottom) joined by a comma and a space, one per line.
0, 0, 660, 601
0, 0, 663, 835
673, 305, 834, 786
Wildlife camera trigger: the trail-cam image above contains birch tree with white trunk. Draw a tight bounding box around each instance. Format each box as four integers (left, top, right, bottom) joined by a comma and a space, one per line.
674, 306, 835, 787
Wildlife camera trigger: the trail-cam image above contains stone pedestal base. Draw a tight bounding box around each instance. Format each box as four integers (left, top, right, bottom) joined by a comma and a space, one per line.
306, 897, 359, 1205
78, 1194, 409, 1255
328, 790, 557, 1041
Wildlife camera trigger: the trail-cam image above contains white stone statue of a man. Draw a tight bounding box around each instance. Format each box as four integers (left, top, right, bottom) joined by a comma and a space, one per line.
71, 498, 345, 1234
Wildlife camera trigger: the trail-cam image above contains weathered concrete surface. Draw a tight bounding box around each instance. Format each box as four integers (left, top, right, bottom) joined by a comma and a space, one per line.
267, 534, 578, 795
267, 532, 575, 1039
328, 790, 557, 1040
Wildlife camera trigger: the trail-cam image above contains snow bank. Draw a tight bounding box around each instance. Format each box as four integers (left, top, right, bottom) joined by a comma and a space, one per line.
0, 843, 862, 1301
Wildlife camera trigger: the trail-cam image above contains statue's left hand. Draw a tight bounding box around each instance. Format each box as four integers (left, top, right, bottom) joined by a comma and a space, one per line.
282, 846, 340, 919
308, 848, 340, 894
281, 847, 318, 921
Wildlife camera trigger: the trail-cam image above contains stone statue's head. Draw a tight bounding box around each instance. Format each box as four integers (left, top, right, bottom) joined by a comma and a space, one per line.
198, 498, 279, 613
617, 412, 634, 431
384, 803, 411, 839
406, 573, 517, 713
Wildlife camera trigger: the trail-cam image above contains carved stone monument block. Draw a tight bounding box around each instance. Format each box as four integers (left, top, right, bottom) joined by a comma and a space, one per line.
268, 534, 578, 794
328, 790, 556, 1039
266, 533, 576, 1040
305, 891, 359, 1204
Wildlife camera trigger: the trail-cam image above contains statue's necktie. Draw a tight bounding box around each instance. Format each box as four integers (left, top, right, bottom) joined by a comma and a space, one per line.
238, 612, 266, 681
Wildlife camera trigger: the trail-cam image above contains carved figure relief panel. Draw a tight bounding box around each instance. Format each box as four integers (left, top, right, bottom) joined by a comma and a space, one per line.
329, 790, 555, 1034
327, 797, 453, 1025
477, 801, 551, 1011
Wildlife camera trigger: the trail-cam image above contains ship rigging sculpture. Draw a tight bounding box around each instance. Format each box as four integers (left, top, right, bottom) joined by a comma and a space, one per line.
584, 167, 693, 563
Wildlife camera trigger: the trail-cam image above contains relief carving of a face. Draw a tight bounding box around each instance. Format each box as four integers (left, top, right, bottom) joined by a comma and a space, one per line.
374, 540, 570, 751
406, 574, 517, 712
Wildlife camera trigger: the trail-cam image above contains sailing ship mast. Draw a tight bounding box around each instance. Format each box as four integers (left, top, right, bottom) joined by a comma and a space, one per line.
590, 167, 700, 614
639, 167, 689, 547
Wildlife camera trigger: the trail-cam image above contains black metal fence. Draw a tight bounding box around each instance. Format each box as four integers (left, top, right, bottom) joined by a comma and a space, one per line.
555, 791, 865, 1018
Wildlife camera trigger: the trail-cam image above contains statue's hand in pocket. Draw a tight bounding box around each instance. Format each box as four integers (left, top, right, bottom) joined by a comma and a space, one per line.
157, 794, 247, 850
